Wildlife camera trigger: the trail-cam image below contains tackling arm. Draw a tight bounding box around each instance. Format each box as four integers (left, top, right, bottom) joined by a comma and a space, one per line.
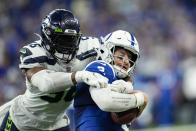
26, 67, 74, 93
26, 67, 108, 93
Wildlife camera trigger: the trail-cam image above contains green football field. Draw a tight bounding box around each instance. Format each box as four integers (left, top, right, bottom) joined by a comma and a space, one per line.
132, 124, 196, 131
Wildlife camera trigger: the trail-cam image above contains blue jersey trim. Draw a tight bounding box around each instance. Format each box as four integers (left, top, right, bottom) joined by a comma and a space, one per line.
76, 49, 97, 60
23, 56, 56, 65
99, 37, 104, 45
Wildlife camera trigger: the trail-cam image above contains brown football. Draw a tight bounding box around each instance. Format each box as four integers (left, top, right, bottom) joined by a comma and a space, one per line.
110, 107, 139, 124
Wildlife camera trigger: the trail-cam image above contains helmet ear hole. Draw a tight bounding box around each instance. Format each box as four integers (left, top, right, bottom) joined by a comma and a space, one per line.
100, 49, 104, 53
131, 53, 138, 63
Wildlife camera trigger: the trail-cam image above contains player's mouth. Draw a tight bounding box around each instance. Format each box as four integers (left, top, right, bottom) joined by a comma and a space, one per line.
120, 65, 128, 71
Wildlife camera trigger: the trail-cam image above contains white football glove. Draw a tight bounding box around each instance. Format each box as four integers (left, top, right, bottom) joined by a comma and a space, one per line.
110, 80, 133, 93
75, 71, 108, 88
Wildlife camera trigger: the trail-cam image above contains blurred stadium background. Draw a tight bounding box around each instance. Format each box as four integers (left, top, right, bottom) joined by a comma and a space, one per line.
0, 0, 196, 130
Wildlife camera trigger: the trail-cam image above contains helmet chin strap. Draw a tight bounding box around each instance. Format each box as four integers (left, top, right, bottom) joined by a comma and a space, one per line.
113, 65, 129, 78
54, 52, 73, 63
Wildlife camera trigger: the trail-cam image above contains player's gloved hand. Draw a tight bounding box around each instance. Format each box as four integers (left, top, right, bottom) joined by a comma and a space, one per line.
110, 80, 133, 93
75, 71, 108, 88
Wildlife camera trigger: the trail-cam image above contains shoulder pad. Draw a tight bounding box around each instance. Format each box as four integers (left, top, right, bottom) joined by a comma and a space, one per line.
20, 41, 45, 58
19, 41, 56, 69
76, 37, 101, 60
80, 36, 101, 50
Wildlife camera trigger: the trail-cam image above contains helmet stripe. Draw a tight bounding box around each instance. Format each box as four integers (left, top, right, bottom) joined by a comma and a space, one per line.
129, 32, 135, 46
105, 33, 113, 41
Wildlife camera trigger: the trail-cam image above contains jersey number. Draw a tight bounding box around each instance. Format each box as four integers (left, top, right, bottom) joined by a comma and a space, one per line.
40, 87, 76, 103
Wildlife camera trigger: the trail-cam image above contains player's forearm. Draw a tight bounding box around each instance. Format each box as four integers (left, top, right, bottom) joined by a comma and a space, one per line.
89, 86, 145, 112
31, 69, 74, 93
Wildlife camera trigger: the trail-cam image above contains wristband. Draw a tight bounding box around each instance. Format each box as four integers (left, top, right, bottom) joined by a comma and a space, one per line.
134, 93, 144, 107
71, 72, 77, 85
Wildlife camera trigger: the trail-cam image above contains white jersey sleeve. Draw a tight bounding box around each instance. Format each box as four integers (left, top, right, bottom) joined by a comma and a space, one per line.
19, 40, 56, 70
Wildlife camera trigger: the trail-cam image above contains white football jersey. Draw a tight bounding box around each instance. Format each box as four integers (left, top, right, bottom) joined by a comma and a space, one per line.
9, 37, 101, 130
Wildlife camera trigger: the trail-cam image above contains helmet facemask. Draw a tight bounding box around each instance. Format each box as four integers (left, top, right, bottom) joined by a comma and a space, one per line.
110, 46, 139, 78
52, 31, 81, 63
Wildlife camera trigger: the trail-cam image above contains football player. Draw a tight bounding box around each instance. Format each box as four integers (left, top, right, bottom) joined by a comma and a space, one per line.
73, 30, 148, 131
0, 9, 109, 131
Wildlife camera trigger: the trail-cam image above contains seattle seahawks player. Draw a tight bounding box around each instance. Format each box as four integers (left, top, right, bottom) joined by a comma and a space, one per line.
0, 9, 108, 131
73, 30, 148, 131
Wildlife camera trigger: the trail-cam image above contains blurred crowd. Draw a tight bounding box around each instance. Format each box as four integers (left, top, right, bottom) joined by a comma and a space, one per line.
0, 0, 196, 129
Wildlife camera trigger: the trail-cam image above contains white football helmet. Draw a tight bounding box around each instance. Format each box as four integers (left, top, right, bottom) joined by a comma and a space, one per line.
97, 30, 140, 78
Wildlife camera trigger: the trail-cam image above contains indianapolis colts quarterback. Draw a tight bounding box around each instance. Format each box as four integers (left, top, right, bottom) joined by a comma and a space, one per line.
73, 30, 148, 131
0, 9, 109, 131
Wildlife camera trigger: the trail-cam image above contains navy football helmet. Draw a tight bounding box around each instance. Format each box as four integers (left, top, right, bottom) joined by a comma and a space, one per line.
41, 9, 82, 63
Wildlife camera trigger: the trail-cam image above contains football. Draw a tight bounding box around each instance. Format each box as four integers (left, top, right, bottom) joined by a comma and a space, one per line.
110, 107, 139, 124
